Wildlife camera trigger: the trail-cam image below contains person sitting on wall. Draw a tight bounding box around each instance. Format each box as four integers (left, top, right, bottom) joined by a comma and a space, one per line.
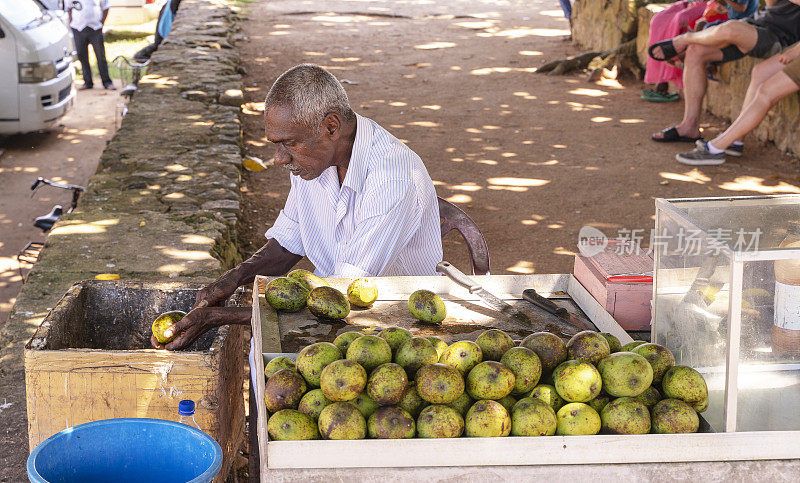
648, 0, 800, 149
676, 41, 800, 165
152, 64, 443, 350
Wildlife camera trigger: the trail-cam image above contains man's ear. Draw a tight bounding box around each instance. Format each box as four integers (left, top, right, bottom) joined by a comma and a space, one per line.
322, 113, 342, 139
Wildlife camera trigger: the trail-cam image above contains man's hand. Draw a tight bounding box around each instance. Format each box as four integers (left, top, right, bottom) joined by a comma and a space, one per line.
195, 271, 240, 308
150, 306, 251, 350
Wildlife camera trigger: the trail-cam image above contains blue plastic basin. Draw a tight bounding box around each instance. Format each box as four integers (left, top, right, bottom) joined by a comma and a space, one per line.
27, 418, 222, 483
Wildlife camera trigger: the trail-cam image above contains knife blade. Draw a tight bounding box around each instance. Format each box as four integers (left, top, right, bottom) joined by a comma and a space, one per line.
436, 261, 541, 331
522, 288, 594, 331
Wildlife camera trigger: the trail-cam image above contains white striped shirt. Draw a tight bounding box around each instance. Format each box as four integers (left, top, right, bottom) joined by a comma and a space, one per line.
265, 113, 443, 277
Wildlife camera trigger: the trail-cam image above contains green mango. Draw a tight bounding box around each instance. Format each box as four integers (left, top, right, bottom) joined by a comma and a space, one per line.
651, 398, 699, 433
346, 335, 392, 372
268, 409, 319, 440
475, 329, 515, 361
416, 405, 464, 438
333, 332, 362, 354
556, 402, 601, 435
597, 352, 653, 398
520, 332, 568, 374
367, 406, 415, 439
318, 402, 366, 440
511, 397, 557, 436
295, 342, 342, 387
265, 277, 308, 312
415, 363, 464, 404
378, 327, 413, 354
287, 269, 328, 292
265, 356, 295, 379
151, 311, 186, 344
366, 363, 408, 405
465, 400, 511, 437
297, 389, 331, 420
566, 331, 610, 365
264, 369, 306, 413
601, 397, 651, 435
408, 290, 446, 324
307, 286, 350, 320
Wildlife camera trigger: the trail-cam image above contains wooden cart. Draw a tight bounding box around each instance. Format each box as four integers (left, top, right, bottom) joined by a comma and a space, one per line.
249, 274, 800, 478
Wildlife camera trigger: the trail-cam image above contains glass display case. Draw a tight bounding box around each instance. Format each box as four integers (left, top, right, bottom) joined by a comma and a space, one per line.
653, 195, 800, 433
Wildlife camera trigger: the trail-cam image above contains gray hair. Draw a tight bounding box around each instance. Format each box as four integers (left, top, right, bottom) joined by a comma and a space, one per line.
264, 64, 355, 129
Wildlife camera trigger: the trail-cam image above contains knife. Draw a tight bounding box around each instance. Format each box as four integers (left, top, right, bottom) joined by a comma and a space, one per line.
436, 261, 540, 331
522, 288, 594, 331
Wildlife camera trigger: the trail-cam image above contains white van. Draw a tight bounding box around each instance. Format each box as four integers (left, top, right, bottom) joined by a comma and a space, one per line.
0, 0, 75, 135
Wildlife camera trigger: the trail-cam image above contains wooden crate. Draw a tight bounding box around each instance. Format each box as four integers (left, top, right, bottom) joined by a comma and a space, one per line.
25, 280, 245, 482
250, 275, 800, 473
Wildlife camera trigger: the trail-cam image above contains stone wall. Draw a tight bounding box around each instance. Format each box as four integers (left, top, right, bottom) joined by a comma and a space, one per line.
573, 0, 646, 52
0, 0, 245, 479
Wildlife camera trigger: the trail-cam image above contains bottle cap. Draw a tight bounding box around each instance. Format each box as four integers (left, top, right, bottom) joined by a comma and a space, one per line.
178, 399, 195, 416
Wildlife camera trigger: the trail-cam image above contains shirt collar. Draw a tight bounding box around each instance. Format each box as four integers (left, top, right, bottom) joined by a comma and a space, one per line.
340, 113, 372, 194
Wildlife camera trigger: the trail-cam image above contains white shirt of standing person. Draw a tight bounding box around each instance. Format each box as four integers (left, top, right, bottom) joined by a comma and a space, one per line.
67, 0, 109, 31
265, 113, 443, 278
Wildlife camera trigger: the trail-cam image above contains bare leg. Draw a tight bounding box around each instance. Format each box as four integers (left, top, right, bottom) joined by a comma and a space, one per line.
721, 54, 789, 146
672, 20, 759, 55
652, 44, 723, 139
710, 71, 799, 149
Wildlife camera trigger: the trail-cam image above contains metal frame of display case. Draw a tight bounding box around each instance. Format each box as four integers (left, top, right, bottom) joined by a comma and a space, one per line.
654, 195, 800, 432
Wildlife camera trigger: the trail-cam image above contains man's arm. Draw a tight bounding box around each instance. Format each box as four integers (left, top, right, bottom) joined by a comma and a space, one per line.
100, 0, 109, 25
197, 238, 302, 307
151, 238, 302, 350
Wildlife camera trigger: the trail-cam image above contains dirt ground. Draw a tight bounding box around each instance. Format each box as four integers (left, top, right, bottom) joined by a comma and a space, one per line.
236, 0, 800, 275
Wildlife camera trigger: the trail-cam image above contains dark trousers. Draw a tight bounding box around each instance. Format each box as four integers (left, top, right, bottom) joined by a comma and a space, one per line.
72, 27, 112, 87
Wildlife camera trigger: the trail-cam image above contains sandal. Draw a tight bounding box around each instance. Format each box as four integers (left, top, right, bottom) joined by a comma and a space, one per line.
641, 90, 679, 102
651, 126, 702, 143
649, 39, 680, 62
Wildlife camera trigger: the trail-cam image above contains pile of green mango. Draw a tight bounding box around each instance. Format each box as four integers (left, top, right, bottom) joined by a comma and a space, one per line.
264, 327, 709, 440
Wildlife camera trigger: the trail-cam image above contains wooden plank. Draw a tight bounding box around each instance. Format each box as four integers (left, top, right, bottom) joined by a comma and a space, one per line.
251, 279, 270, 473
265, 431, 800, 469
25, 349, 209, 375
259, 293, 281, 354
569, 276, 634, 344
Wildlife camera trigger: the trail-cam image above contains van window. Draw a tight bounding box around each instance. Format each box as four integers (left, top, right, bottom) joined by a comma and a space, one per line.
0, 0, 48, 30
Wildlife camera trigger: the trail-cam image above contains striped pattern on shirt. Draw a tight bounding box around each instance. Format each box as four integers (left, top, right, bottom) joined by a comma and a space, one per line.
265, 113, 443, 277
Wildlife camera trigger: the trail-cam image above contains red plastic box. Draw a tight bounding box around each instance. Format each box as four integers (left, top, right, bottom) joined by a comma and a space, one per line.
573, 240, 653, 331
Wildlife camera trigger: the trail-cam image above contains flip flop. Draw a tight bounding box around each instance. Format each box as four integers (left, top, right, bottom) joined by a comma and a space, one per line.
651, 126, 702, 143
641, 90, 679, 102
648, 39, 680, 62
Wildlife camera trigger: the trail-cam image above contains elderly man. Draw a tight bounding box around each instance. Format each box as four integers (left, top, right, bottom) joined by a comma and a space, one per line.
649, 0, 800, 146
153, 64, 443, 350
